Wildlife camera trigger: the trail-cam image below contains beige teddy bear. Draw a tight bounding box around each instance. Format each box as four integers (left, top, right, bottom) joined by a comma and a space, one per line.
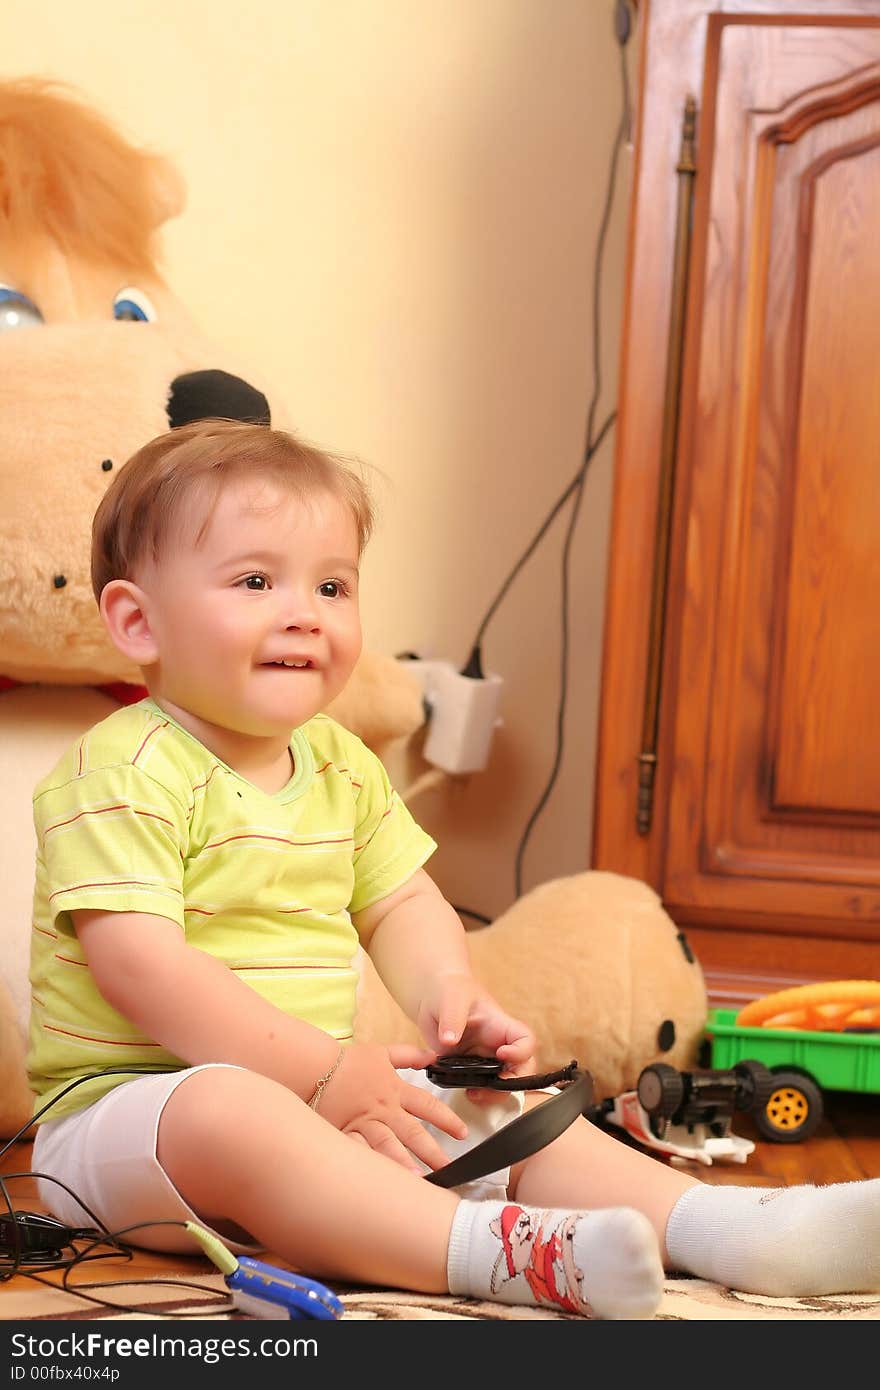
0, 77, 708, 1142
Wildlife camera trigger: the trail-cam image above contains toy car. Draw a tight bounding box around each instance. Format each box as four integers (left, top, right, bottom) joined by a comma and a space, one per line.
588, 1059, 775, 1166
702, 1007, 880, 1143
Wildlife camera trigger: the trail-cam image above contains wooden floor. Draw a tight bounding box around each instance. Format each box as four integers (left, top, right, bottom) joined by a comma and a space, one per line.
646, 1087, 880, 1188
2, 1089, 878, 1312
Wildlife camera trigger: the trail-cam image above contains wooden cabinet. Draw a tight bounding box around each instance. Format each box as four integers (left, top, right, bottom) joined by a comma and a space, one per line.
593, 0, 880, 1004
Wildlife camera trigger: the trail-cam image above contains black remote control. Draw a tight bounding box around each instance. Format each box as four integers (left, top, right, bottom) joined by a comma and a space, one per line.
425, 1054, 505, 1087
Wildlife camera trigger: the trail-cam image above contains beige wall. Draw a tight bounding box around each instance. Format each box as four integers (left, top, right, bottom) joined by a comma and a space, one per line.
2, 0, 634, 920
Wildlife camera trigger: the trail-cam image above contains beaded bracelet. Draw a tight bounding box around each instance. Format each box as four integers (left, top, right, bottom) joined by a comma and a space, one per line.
308, 1046, 346, 1112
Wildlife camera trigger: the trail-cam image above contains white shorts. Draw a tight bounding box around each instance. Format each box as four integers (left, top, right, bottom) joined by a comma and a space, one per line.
32, 1065, 525, 1255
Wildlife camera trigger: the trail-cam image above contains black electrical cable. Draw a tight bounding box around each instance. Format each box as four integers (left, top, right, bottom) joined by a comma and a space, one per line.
452, 2, 633, 914
0, 1071, 155, 1284
20, 1225, 236, 1317
25, 1266, 236, 1318
0, 1065, 173, 1162
53, 1219, 236, 1317
514, 27, 630, 897
467, 409, 617, 663
1, 1170, 236, 1314
1, 1149, 236, 1315
0, 1069, 235, 1314
1, 1167, 123, 1274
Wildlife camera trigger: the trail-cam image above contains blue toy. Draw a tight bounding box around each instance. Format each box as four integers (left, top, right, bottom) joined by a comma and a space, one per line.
186, 1221, 343, 1320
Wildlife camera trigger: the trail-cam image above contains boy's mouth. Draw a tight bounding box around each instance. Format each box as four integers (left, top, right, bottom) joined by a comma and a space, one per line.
263, 658, 314, 670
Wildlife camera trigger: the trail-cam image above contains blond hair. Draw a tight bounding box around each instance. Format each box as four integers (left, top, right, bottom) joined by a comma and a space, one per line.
91, 419, 374, 602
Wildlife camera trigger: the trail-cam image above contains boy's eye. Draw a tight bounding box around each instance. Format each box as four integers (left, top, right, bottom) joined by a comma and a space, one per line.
318, 580, 344, 598
241, 574, 269, 591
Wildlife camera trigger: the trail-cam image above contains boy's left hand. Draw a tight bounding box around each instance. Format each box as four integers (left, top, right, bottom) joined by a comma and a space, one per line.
417, 971, 537, 1087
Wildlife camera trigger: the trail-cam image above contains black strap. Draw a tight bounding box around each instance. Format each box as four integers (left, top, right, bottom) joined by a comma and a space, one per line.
424, 1069, 594, 1189
476, 1062, 583, 1091
424, 1055, 582, 1091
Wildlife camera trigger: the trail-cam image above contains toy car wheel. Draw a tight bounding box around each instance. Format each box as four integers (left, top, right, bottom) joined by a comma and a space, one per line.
637, 1063, 685, 1118
732, 1059, 775, 1113
754, 1070, 824, 1143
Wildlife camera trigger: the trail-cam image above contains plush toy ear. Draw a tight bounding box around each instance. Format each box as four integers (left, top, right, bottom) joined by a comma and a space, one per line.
143, 153, 187, 227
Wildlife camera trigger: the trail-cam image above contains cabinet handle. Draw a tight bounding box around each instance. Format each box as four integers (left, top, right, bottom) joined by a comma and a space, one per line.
637, 96, 698, 835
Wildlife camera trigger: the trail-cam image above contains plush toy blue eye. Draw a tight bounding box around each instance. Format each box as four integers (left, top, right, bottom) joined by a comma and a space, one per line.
0, 285, 44, 332
113, 286, 157, 322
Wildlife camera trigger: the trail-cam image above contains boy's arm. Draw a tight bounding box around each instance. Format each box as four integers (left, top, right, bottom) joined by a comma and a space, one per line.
72, 909, 341, 1095
71, 908, 469, 1171
353, 869, 536, 1068
354, 869, 471, 1039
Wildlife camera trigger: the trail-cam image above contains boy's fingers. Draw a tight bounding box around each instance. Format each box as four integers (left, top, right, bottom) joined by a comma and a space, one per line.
497, 1052, 537, 1078
387, 1043, 436, 1069
497, 1034, 537, 1068
394, 1115, 455, 1173
403, 1085, 468, 1141
354, 1120, 424, 1175
437, 984, 471, 1049
500, 1020, 535, 1049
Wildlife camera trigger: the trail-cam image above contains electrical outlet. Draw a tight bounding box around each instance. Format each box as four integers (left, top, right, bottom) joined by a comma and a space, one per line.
398, 656, 503, 774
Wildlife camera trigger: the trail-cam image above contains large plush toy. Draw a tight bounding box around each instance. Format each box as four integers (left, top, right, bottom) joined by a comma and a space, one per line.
0, 78, 708, 1143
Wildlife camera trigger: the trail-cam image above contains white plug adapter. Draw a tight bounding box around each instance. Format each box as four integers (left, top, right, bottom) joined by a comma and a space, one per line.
401, 658, 503, 775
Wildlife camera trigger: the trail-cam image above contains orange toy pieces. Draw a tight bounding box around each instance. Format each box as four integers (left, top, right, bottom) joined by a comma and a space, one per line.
737, 980, 880, 1033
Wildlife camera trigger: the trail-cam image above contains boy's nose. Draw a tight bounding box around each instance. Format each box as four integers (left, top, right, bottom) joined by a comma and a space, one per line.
284, 599, 321, 634
280, 585, 322, 634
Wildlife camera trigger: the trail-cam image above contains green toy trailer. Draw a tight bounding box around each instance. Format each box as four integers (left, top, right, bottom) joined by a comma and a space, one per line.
703, 1007, 880, 1142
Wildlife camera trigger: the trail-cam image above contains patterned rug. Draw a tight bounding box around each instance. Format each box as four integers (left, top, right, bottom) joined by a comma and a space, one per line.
3, 1273, 880, 1321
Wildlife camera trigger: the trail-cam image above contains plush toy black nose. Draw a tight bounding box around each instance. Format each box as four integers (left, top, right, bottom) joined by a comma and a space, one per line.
167, 370, 271, 429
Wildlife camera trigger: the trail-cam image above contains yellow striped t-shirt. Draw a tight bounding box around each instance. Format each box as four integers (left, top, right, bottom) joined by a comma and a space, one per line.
27, 698, 436, 1120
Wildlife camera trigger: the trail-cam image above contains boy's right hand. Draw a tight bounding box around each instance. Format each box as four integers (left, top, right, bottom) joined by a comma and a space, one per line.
312, 1042, 467, 1175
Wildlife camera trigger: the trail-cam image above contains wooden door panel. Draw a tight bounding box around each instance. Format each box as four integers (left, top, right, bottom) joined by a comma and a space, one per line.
776, 141, 880, 815
662, 19, 880, 934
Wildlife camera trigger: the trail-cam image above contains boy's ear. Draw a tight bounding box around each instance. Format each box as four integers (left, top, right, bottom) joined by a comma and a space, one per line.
99, 580, 159, 665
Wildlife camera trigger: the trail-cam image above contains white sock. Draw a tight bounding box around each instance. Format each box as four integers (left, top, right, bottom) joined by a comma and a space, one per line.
666, 1178, 880, 1296
447, 1200, 664, 1319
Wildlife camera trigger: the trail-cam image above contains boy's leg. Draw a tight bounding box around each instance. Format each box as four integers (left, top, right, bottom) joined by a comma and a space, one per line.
157, 1067, 662, 1317
508, 1096, 880, 1297
507, 1093, 699, 1256
158, 1065, 456, 1292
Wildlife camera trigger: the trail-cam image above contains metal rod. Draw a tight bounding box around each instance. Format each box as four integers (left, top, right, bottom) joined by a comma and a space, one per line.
636, 95, 697, 835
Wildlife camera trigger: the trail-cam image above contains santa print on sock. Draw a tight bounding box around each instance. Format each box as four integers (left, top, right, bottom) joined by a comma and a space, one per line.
489, 1204, 587, 1315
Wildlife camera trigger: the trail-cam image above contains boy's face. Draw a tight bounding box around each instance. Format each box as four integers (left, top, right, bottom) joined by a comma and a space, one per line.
135, 479, 363, 742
